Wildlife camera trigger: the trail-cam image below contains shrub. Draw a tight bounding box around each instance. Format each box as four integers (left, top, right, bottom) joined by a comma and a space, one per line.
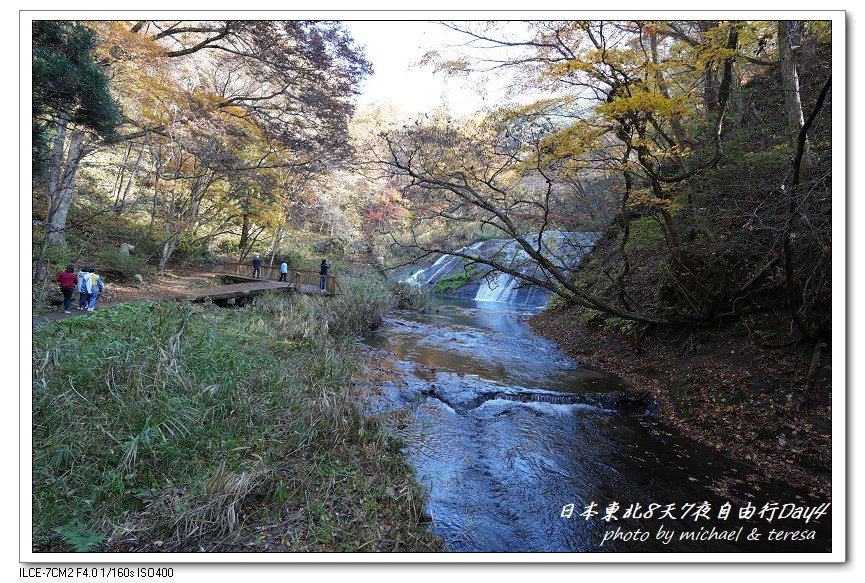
277, 248, 310, 271
91, 247, 149, 282
389, 282, 430, 311
251, 274, 393, 340
581, 308, 604, 325
602, 315, 639, 336
214, 238, 239, 258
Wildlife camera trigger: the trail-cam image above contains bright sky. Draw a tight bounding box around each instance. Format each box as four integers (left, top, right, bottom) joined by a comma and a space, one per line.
342, 21, 537, 118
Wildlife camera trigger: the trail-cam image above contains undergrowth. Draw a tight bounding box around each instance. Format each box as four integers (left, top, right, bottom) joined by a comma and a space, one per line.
389, 282, 431, 311
32, 277, 443, 552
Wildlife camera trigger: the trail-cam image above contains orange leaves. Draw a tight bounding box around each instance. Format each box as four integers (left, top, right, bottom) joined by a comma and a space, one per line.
85, 21, 187, 126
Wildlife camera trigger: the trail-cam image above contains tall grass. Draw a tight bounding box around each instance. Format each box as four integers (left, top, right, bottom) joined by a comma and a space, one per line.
32, 276, 442, 552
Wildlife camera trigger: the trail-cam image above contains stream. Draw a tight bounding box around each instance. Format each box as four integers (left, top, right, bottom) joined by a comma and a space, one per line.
358, 297, 832, 553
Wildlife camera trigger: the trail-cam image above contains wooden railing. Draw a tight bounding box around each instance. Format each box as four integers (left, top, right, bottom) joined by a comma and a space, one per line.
292, 270, 336, 294
217, 262, 337, 294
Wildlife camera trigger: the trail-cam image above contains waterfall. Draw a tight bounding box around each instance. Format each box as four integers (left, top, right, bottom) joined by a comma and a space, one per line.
474, 270, 518, 303
474, 239, 525, 305
403, 242, 484, 286
401, 234, 597, 306
423, 254, 463, 284
405, 268, 427, 285
473, 232, 597, 306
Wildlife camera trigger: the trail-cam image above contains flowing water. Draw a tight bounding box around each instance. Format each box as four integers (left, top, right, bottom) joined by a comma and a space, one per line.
359, 297, 832, 553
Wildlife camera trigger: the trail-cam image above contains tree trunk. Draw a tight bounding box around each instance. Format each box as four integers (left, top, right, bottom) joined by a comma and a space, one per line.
238, 213, 251, 262
34, 114, 70, 278
113, 141, 132, 206
47, 113, 69, 204
778, 20, 812, 180
115, 140, 146, 213
650, 32, 688, 148
150, 177, 159, 227
269, 218, 287, 266
156, 174, 209, 274
782, 73, 830, 340
46, 129, 86, 246
700, 21, 720, 113
649, 31, 696, 207
616, 146, 635, 310
158, 231, 179, 275
800, 340, 825, 410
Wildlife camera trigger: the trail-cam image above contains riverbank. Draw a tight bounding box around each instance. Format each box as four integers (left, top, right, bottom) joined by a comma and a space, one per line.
32, 278, 444, 552
530, 306, 832, 499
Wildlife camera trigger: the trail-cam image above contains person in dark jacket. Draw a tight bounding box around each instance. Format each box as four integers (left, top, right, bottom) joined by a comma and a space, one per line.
252, 254, 261, 278
319, 259, 331, 291
56, 264, 78, 314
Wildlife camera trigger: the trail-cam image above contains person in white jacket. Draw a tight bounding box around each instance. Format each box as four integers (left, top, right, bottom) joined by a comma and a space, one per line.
76, 267, 92, 310
76, 267, 105, 312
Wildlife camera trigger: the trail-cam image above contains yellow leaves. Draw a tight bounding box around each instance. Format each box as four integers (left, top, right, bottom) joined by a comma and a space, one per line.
627, 188, 682, 212
418, 50, 472, 77
542, 59, 594, 79
541, 47, 645, 83
437, 59, 472, 76
85, 22, 255, 140
85, 21, 191, 127
85, 21, 165, 64
597, 91, 689, 119
537, 124, 595, 159
192, 90, 225, 108
696, 46, 737, 71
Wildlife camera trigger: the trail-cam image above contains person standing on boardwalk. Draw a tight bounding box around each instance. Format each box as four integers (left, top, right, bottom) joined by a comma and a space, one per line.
252, 254, 262, 279
76, 265, 92, 310
56, 264, 78, 314
279, 260, 288, 282
319, 258, 331, 291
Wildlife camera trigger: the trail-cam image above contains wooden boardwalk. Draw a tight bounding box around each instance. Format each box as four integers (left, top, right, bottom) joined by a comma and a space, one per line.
216, 262, 337, 295
187, 276, 334, 302
34, 264, 338, 326
176, 279, 294, 303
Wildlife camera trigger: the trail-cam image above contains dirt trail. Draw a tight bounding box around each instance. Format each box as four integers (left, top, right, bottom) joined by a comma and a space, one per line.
33, 270, 224, 326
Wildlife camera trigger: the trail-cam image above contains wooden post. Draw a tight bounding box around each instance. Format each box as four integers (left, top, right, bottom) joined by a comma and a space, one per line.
327, 274, 335, 294
294, 271, 301, 291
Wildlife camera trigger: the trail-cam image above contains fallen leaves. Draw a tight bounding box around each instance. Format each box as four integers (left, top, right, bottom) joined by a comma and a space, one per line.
530, 306, 832, 499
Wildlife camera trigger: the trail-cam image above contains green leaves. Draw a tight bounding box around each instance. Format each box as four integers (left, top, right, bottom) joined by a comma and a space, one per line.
32, 21, 121, 175
53, 523, 104, 552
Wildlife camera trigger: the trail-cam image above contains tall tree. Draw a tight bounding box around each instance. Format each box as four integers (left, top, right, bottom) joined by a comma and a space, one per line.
380, 21, 748, 323
778, 20, 812, 178
37, 20, 371, 268
33, 20, 121, 246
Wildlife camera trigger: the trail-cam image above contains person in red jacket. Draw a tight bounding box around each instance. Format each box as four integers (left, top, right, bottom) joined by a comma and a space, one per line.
56, 264, 78, 314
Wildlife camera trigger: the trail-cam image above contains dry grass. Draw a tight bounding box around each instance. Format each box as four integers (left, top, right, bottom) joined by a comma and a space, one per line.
32, 276, 443, 552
